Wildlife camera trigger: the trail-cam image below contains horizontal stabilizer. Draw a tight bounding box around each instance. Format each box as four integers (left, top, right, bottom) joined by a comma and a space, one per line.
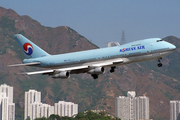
8, 62, 41, 67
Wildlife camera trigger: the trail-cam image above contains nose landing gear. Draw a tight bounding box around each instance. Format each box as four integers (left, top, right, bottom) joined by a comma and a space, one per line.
157, 58, 162, 67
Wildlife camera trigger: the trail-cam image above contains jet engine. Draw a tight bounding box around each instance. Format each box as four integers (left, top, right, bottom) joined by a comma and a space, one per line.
52, 71, 70, 79
88, 67, 105, 74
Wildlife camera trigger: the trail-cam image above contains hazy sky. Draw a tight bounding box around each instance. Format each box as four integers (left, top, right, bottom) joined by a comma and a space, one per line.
1, 0, 180, 47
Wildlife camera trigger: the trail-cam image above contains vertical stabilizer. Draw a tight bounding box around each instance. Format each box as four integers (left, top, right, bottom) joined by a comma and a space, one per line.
13, 34, 50, 59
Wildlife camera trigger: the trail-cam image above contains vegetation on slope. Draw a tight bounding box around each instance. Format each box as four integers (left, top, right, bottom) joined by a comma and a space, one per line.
34, 111, 121, 120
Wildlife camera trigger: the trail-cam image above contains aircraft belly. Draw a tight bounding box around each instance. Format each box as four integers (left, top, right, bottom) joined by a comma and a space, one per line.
123, 51, 173, 64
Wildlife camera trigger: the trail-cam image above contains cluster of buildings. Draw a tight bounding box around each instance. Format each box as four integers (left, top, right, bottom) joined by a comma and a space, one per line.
0, 84, 78, 120
115, 91, 150, 120
2, 83, 180, 120
115, 91, 180, 120
24, 89, 78, 120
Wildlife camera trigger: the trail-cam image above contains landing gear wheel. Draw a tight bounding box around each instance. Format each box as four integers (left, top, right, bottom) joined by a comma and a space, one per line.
157, 63, 162, 67
157, 58, 162, 67
110, 69, 115, 73
91, 74, 98, 79
110, 66, 116, 73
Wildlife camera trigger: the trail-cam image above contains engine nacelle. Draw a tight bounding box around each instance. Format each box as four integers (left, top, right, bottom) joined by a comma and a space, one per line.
88, 67, 105, 74
52, 71, 70, 79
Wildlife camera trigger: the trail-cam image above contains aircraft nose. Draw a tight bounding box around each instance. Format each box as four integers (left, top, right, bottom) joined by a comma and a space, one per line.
169, 43, 176, 51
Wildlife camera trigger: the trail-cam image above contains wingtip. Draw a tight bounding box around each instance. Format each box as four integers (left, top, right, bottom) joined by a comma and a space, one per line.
17, 72, 28, 75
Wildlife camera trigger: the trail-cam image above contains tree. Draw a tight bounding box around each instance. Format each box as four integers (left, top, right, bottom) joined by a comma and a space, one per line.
34, 116, 47, 120
48, 114, 61, 120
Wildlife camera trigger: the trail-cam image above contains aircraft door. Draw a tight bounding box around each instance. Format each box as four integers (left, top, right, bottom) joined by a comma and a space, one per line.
147, 41, 153, 54
123, 49, 129, 57
97, 56, 101, 60
150, 41, 153, 53
124, 51, 129, 56
151, 41, 153, 46
76, 58, 79, 63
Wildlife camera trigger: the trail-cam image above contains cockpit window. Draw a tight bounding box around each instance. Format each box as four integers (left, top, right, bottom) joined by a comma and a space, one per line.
157, 40, 163, 42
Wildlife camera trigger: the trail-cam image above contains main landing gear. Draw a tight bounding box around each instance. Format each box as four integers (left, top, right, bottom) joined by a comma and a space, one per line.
157, 58, 162, 67
91, 74, 98, 79
110, 66, 116, 73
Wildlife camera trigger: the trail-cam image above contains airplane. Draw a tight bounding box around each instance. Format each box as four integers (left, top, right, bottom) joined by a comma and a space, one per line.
9, 34, 176, 79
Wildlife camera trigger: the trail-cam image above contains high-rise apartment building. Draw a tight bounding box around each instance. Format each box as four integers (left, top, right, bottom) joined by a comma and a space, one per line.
31, 102, 55, 120
170, 100, 180, 120
115, 91, 149, 120
31, 102, 42, 120
24, 89, 41, 120
0, 84, 15, 120
54, 101, 78, 117
8, 103, 15, 120
40, 103, 54, 118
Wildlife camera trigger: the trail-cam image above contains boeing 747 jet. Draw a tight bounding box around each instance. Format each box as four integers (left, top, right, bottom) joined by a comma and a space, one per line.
9, 34, 176, 79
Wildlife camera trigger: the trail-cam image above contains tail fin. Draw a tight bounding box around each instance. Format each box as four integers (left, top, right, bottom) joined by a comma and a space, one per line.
13, 34, 50, 59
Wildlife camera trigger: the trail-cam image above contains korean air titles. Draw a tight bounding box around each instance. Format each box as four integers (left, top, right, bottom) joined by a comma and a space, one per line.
120, 45, 145, 52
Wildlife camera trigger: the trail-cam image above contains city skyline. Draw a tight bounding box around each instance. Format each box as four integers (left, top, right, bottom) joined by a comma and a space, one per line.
24, 89, 78, 120
1, 83, 180, 120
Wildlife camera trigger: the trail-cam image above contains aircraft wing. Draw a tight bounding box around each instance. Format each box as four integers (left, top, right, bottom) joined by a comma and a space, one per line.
20, 65, 89, 75
20, 69, 54, 75
18, 58, 123, 75
85, 58, 123, 67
